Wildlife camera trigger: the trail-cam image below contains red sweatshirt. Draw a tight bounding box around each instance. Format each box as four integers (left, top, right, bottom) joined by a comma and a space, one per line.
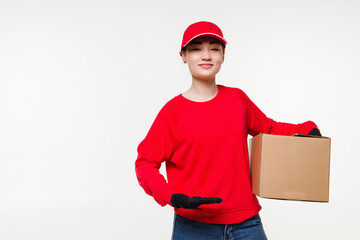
135, 84, 318, 224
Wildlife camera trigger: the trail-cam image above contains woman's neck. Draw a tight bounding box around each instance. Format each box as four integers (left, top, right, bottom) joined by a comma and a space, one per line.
183, 79, 218, 102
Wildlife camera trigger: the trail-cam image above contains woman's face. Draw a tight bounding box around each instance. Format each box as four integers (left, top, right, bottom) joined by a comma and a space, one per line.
182, 37, 224, 81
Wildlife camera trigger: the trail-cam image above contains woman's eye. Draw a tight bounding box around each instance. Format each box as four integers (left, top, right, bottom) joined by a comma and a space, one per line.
212, 48, 220, 51
191, 48, 200, 51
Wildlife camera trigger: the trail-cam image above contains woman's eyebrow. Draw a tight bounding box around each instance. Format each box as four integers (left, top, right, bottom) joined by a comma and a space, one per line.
189, 41, 220, 46
189, 41, 202, 46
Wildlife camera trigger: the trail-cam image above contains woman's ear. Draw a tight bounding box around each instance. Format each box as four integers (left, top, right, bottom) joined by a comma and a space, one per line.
222, 49, 225, 63
182, 53, 187, 63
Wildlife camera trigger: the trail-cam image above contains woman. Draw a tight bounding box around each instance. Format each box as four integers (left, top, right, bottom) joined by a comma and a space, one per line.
135, 21, 321, 240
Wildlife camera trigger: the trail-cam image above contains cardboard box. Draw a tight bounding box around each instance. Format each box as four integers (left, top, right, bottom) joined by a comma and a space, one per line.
249, 133, 331, 202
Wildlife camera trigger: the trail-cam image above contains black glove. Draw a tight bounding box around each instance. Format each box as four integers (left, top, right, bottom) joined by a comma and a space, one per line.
170, 193, 222, 209
309, 128, 322, 136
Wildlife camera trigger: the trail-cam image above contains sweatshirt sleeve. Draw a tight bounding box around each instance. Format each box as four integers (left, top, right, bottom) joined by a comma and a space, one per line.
135, 103, 176, 207
242, 90, 319, 137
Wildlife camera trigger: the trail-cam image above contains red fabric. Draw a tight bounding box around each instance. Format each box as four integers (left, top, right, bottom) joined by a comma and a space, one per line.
135, 84, 318, 224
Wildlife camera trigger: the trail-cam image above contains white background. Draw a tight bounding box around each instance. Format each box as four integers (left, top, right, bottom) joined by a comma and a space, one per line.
0, 0, 359, 239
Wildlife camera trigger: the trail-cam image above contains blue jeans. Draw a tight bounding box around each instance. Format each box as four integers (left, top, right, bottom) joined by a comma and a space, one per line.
171, 213, 268, 240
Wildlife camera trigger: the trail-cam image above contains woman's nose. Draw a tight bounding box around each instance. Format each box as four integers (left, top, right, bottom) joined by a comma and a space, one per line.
201, 48, 212, 60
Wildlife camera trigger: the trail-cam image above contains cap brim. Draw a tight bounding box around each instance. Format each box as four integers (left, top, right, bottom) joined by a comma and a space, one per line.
183, 33, 226, 48
179, 33, 227, 56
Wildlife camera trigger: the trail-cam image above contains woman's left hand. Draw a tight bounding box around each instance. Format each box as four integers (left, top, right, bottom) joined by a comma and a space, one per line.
309, 128, 322, 136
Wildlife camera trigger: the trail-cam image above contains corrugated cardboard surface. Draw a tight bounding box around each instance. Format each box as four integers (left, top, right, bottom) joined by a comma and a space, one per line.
250, 133, 331, 202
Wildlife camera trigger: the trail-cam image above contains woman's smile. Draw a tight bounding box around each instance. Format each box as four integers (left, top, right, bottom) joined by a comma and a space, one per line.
198, 63, 214, 69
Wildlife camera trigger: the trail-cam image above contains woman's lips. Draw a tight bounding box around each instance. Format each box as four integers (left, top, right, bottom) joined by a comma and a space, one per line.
198, 64, 213, 69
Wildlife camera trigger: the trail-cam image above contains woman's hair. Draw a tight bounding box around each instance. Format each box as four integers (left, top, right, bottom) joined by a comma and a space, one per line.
181, 42, 226, 56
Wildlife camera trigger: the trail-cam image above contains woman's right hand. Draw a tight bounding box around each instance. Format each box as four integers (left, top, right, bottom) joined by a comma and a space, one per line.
170, 193, 222, 209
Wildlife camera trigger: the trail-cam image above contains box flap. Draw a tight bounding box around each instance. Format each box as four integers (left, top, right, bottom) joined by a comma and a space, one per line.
292, 133, 330, 139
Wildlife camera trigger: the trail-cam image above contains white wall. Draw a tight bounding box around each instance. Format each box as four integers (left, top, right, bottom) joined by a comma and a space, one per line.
0, 0, 359, 239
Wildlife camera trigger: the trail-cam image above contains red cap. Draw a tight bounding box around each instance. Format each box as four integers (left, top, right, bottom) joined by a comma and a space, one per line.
180, 21, 227, 56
